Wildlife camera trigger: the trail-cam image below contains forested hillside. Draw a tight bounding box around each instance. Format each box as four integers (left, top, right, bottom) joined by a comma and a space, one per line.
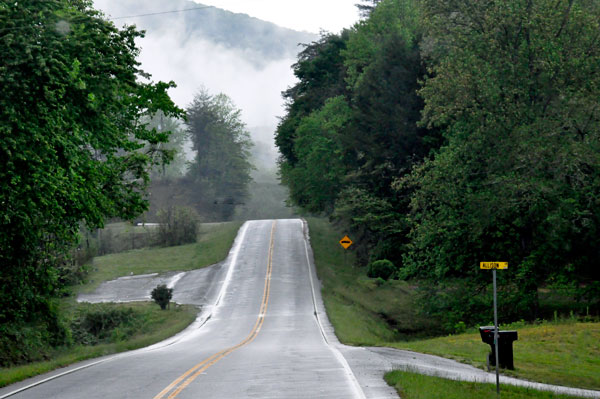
276, 0, 600, 329
95, 0, 316, 66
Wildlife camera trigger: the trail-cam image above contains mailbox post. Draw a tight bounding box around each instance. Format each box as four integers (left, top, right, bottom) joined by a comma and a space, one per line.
480, 261, 508, 397
479, 327, 518, 369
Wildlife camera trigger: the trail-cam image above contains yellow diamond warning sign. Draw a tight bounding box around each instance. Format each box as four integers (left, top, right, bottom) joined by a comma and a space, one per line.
339, 235, 353, 250
480, 262, 508, 270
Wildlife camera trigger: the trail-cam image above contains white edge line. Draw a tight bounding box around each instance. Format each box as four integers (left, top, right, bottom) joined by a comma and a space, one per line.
213, 221, 250, 308
0, 357, 116, 399
301, 219, 367, 399
0, 222, 252, 399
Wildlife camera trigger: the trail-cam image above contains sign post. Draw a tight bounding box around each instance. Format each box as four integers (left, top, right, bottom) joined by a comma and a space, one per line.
339, 236, 353, 269
480, 261, 508, 397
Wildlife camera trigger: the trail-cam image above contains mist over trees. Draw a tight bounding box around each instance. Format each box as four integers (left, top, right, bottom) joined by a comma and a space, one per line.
95, 0, 305, 222
146, 112, 188, 180
95, 0, 316, 67
185, 89, 254, 220
146, 89, 254, 222
276, 0, 600, 328
0, 0, 183, 363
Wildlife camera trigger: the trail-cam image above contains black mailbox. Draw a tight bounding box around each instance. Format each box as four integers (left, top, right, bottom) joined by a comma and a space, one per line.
479, 326, 518, 370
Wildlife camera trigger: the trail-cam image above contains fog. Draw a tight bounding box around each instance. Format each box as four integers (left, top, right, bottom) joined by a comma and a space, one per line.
93, 0, 315, 162
135, 28, 297, 134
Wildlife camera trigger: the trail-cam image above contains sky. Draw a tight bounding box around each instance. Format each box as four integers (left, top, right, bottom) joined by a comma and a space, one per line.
191, 0, 361, 33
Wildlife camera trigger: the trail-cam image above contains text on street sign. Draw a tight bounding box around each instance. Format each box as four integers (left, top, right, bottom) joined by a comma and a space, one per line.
480, 262, 508, 270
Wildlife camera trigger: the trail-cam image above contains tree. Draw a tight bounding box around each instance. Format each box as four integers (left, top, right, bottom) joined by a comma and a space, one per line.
151, 284, 173, 310
355, 0, 384, 18
276, 0, 437, 267
276, 32, 350, 168
185, 89, 254, 221
404, 0, 600, 326
0, 0, 183, 363
280, 96, 351, 214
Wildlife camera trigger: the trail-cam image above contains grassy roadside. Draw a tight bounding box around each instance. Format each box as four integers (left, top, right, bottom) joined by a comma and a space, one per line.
306, 217, 437, 345
0, 302, 197, 389
1, 221, 243, 389
385, 370, 588, 399
79, 221, 243, 294
388, 322, 600, 391
306, 217, 600, 391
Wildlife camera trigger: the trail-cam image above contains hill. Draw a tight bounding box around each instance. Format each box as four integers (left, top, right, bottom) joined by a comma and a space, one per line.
95, 0, 317, 66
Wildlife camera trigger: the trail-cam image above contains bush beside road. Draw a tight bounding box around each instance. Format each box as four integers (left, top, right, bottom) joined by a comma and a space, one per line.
0, 302, 197, 389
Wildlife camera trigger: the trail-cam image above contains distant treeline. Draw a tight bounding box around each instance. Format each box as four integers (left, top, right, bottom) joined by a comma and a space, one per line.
276, 0, 600, 329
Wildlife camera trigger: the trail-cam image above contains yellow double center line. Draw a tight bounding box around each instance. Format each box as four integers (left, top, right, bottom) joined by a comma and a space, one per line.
154, 221, 276, 399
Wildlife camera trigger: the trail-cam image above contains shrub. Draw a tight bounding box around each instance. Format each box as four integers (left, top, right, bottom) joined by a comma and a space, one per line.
156, 206, 199, 247
367, 259, 396, 281
151, 284, 173, 310
71, 304, 140, 345
0, 301, 71, 367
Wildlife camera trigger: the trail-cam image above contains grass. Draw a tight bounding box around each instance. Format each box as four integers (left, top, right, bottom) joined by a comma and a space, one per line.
388, 321, 600, 391
306, 217, 439, 346
306, 217, 600, 391
388, 320, 600, 390
384, 370, 588, 399
79, 221, 243, 293
0, 302, 198, 388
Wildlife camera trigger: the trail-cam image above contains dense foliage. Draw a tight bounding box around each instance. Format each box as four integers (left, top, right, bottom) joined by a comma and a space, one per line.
276, 0, 600, 329
71, 304, 140, 345
403, 0, 600, 326
0, 0, 183, 364
277, 0, 438, 263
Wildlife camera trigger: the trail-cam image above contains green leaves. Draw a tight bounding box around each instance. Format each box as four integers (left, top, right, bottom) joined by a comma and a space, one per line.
0, 0, 183, 354
283, 96, 350, 214
276, 0, 432, 264
278, 0, 600, 326
403, 0, 600, 323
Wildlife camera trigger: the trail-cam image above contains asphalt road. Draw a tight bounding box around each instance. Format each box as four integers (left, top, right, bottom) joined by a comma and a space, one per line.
2, 219, 367, 399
